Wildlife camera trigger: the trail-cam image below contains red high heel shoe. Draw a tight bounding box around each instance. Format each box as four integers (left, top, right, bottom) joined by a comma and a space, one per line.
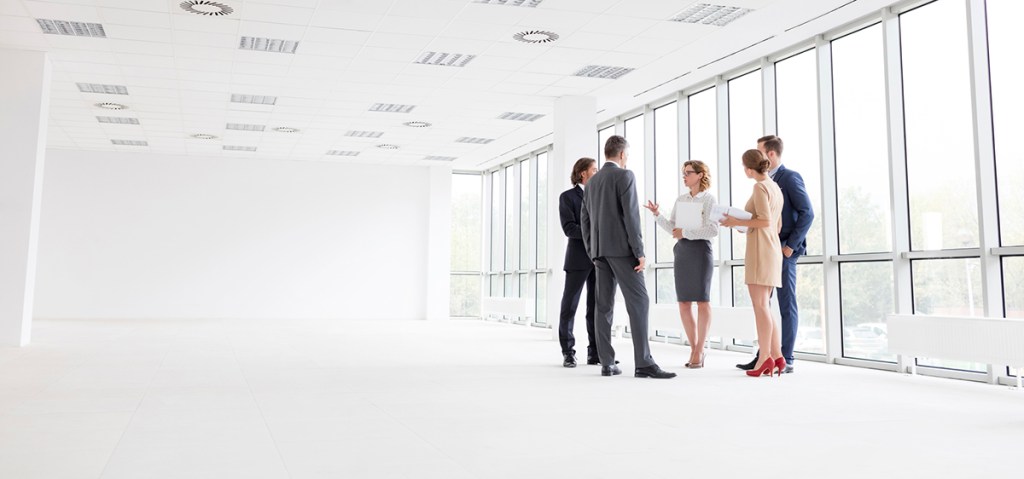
745, 357, 774, 377
774, 357, 787, 377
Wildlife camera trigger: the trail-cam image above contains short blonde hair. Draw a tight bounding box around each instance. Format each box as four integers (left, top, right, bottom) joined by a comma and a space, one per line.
684, 160, 711, 192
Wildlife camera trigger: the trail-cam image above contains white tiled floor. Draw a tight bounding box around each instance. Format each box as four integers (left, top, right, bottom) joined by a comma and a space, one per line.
0, 318, 1020, 479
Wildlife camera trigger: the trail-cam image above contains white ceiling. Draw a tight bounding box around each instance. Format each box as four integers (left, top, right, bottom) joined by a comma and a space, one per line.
0, 0, 875, 170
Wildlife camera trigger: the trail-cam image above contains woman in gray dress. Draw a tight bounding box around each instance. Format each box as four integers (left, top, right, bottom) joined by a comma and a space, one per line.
644, 160, 719, 368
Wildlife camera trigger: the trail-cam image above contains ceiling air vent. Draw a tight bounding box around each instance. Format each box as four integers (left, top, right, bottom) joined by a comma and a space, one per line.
179, 1, 234, 16
239, 36, 299, 54
96, 116, 140, 125
36, 19, 106, 37
370, 103, 416, 113
513, 30, 558, 44
95, 102, 127, 110
111, 139, 147, 146
226, 123, 266, 131
473, 0, 543, 7
223, 145, 257, 151
377, 144, 400, 150
273, 127, 299, 133
326, 150, 360, 156
191, 133, 218, 140
77, 83, 128, 95
669, 3, 753, 26
456, 137, 494, 144
424, 156, 458, 162
345, 130, 384, 138
403, 121, 432, 128
572, 65, 635, 79
498, 112, 545, 122
230, 94, 277, 105
414, 51, 476, 68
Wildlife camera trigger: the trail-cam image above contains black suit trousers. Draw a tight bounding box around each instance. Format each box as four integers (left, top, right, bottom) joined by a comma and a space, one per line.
558, 268, 596, 355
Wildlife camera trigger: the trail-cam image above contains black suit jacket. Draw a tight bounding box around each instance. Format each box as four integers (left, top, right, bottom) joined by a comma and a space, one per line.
559, 185, 592, 271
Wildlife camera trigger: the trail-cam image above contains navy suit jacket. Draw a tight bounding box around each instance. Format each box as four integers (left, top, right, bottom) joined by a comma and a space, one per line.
772, 164, 814, 254
559, 185, 592, 271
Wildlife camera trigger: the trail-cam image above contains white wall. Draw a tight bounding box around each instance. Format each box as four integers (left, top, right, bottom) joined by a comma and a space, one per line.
34, 149, 430, 320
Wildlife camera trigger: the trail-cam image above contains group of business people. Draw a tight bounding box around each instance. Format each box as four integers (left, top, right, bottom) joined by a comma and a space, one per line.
556, 134, 814, 378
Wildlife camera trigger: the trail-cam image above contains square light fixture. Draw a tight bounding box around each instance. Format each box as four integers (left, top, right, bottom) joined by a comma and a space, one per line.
77, 83, 128, 95
226, 123, 266, 131
326, 150, 360, 156
345, 130, 385, 138
472, 0, 542, 7
455, 137, 494, 144
223, 145, 257, 151
369, 103, 416, 113
239, 36, 299, 54
414, 51, 476, 68
572, 65, 635, 79
424, 156, 458, 161
670, 3, 753, 26
96, 116, 140, 125
497, 112, 545, 122
110, 139, 147, 146
36, 19, 106, 37
230, 94, 277, 105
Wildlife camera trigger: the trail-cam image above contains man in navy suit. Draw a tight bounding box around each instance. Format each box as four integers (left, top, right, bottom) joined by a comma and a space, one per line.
738, 135, 814, 374
557, 157, 598, 367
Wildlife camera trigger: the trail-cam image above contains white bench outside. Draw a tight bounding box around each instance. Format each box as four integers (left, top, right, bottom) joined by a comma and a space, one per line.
887, 314, 1024, 388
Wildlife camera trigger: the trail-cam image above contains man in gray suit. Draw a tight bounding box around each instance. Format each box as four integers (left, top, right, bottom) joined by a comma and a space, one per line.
580, 135, 676, 379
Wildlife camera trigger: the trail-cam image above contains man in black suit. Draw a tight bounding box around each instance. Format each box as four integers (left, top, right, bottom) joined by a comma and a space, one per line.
557, 157, 599, 367
580, 135, 675, 379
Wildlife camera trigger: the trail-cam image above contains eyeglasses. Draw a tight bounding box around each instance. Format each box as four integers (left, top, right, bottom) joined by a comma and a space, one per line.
682, 170, 699, 177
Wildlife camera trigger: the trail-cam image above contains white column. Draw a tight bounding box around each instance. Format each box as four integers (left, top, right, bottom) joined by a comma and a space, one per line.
547, 96, 596, 339
0, 49, 50, 346
425, 164, 452, 320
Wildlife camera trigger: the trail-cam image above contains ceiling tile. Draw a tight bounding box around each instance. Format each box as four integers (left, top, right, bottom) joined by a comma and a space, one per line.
239, 3, 315, 25
98, 7, 172, 29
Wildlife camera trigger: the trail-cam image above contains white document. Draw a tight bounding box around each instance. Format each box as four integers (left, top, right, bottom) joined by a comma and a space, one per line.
673, 201, 704, 230
709, 205, 753, 233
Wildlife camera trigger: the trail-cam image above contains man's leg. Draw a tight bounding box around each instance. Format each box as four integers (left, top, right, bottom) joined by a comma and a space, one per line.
557, 269, 587, 354
593, 259, 617, 367
778, 253, 800, 364
583, 268, 597, 362
605, 257, 654, 368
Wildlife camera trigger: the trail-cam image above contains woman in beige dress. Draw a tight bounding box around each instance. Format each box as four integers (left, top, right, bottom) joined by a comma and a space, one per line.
720, 149, 784, 377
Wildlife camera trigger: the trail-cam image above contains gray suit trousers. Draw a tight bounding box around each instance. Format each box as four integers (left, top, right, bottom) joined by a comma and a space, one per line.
594, 256, 655, 368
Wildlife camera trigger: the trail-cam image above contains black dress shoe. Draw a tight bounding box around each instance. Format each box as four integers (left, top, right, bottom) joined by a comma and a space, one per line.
563, 351, 577, 368
635, 364, 677, 379
601, 364, 622, 376
736, 354, 759, 371
586, 357, 600, 365
783, 364, 794, 374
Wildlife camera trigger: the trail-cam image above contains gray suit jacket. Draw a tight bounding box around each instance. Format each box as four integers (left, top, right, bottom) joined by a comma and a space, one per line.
580, 161, 645, 260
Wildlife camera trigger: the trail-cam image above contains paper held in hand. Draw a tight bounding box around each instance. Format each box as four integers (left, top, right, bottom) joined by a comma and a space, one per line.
673, 201, 704, 230
710, 205, 752, 233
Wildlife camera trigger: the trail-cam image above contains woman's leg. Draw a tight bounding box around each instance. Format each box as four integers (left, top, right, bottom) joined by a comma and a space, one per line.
695, 301, 712, 353
678, 301, 698, 362
747, 284, 774, 369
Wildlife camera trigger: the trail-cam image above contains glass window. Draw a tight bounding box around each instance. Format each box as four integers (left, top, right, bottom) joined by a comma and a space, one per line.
794, 264, 825, 355
730, 265, 753, 347
451, 174, 482, 272
901, 0, 979, 251
450, 275, 481, 317
598, 125, 614, 160
490, 172, 502, 272
775, 49, 823, 257
840, 262, 895, 362
536, 152, 548, 268
988, 1, 1024, 246
833, 24, 893, 254
655, 268, 675, 304
535, 273, 548, 325
654, 102, 679, 264
688, 87, 719, 262
504, 165, 515, 271
911, 258, 985, 372
1005, 257, 1024, 319
623, 114, 647, 233
519, 158, 530, 269
728, 70, 763, 260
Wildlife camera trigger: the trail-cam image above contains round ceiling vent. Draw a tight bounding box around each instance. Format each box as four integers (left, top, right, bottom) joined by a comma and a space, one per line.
377, 144, 400, 150
403, 121, 432, 128
96, 102, 127, 110
273, 127, 299, 133
513, 30, 559, 44
191, 133, 218, 140
179, 1, 234, 16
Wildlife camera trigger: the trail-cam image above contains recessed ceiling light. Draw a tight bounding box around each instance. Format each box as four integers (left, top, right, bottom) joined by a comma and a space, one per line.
95, 102, 127, 110
424, 156, 458, 162
223, 145, 257, 151
403, 121, 432, 128
455, 137, 494, 144
370, 103, 416, 113
111, 139, 147, 146
377, 144, 400, 150
36, 19, 106, 37
473, 0, 543, 7
414, 51, 476, 68
572, 65, 635, 79
226, 123, 266, 131
179, 1, 234, 16
273, 127, 299, 133
497, 112, 545, 122
669, 3, 753, 26
230, 94, 276, 105
77, 83, 128, 95
239, 36, 299, 54
345, 130, 384, 138
191, 133, 218, 140
326, 150, 360, 156
96, 116, 140, 125
512, 30, 559, 44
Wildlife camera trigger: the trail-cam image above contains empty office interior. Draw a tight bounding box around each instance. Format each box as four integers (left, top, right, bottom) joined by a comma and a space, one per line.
1, 0, 1021, 478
